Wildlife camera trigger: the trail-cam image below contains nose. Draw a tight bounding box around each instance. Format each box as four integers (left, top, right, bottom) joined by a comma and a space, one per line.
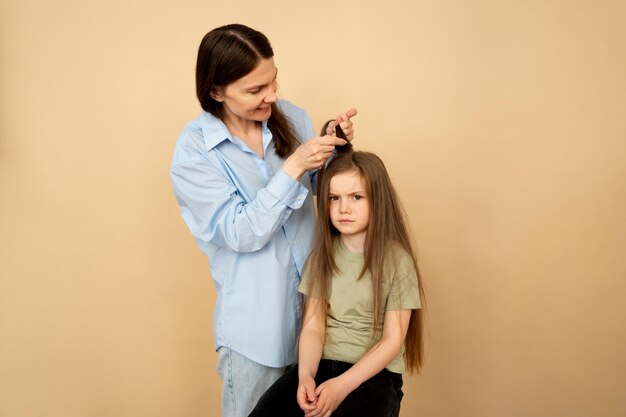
264, 92, 277, 103
264, 83, 278, 103
339, 199, 351, 214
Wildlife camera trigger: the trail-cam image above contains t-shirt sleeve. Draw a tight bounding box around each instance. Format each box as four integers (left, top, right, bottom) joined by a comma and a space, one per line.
386, 253, 421, 311
298, 269, 311, 295
298, 265, 325, 298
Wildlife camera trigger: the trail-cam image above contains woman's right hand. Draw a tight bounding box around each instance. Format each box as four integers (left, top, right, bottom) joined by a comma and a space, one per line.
297, 376, 318, 413
282, 135, 347, 180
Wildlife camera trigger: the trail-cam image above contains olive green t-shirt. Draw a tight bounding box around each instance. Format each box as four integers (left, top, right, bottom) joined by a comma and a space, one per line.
299, 238, 421, 373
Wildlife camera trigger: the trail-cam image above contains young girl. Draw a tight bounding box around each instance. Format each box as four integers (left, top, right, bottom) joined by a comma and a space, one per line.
249, 150, 424, 417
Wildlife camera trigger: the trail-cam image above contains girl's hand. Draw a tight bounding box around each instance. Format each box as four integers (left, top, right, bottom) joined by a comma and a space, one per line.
325, 108, 358, 141
297, 376, 318, 413
283, 135, 347, 180
305, 376, 351, 417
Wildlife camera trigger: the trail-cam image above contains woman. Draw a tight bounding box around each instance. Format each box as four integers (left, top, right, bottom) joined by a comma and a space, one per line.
170, 23, 357, 417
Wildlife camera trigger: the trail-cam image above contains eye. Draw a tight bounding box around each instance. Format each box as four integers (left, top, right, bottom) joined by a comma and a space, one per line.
329, 195, 338, 201
248, 88, 261, 94
353, 195, 363, 200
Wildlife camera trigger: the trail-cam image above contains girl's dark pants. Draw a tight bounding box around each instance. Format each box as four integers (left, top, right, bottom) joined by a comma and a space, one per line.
248, 359, 403, 417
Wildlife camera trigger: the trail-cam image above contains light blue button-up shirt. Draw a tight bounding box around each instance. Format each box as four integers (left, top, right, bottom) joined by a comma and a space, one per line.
170, 100, 316, 367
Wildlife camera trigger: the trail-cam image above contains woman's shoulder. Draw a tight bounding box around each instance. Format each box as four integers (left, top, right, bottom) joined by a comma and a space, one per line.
276, 98, 303, 112
172, 112, 228, 167
276, 99, 314, 142
172, 115, 205, 163
276, 99, 311, 121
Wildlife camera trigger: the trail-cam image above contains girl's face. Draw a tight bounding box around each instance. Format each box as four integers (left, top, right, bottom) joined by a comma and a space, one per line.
212, 57, 278, 123
328, 170, 370, 251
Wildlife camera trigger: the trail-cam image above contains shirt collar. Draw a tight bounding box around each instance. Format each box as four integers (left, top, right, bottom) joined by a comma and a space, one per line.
199, 111, 271, 152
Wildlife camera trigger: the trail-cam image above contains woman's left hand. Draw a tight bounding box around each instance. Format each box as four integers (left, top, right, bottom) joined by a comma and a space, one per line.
325, 108, 358, 142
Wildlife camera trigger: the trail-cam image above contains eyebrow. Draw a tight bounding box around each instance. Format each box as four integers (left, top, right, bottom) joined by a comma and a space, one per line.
245, 68, 278, 91
328, 190, 367, 195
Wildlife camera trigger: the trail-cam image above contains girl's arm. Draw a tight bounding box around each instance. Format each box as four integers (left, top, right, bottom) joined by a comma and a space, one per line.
297, 297, 326, 413
308, 309, 412, 417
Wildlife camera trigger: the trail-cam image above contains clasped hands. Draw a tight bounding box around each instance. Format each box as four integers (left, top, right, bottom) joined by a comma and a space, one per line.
297, 375, 352, 417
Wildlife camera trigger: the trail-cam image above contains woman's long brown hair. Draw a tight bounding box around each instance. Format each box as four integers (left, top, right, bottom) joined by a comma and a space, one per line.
195, 24, 300, 158
306, 149, 425, 373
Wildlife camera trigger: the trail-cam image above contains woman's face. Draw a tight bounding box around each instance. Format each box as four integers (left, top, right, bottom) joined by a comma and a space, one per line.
212, 57, 278, 123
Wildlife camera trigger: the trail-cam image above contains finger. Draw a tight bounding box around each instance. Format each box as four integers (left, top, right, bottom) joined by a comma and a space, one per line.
315, 145, 341, 155
344, 107, 358, 118
325, 120, 337, 135
297, 389, 312, 408
299, 400, 314, 412
300, 403, 316, 412
339, 124, 353, 136
317, 404, 329, 417
309, 404, 323, 417
310, 145, 342, 160
338, 120, 354, 141
312, 135, 344, 146
312, 147, 335, 162
335, 108, 358, 125
319, 135, 347, 146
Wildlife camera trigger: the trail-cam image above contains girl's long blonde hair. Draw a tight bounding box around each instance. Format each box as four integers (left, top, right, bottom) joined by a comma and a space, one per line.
305, 150, 425, 373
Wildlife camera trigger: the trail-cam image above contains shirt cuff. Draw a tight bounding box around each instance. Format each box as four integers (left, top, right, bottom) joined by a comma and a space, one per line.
266, 169, 309, 209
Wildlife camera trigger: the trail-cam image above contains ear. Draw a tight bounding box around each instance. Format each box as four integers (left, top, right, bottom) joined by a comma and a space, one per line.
210, 88, 224, 102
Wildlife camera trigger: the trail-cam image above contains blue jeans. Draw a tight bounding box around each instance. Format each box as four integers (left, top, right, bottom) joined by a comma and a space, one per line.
248, 359, 404, 417
217, 347, 285, 417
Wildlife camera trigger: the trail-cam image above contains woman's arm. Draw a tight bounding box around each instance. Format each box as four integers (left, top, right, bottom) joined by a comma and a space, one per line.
307, 309, 412, 417
297, 297, 326, 413
171, 152, 308, 253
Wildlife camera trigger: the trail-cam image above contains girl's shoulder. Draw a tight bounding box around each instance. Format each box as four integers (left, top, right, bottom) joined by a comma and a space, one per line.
384, 241, 413, 262
383, 241, 417, 275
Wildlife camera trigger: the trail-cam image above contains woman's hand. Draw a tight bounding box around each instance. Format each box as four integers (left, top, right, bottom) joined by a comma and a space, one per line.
282, 135, 346, 180
325, 108, 358, 141
304, 376, 351, 417
282, 108, 357, 180
297, 375, 318, 414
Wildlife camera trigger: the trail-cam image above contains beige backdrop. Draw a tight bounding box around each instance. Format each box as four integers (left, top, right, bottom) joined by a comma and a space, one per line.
1, 1, 625, 416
